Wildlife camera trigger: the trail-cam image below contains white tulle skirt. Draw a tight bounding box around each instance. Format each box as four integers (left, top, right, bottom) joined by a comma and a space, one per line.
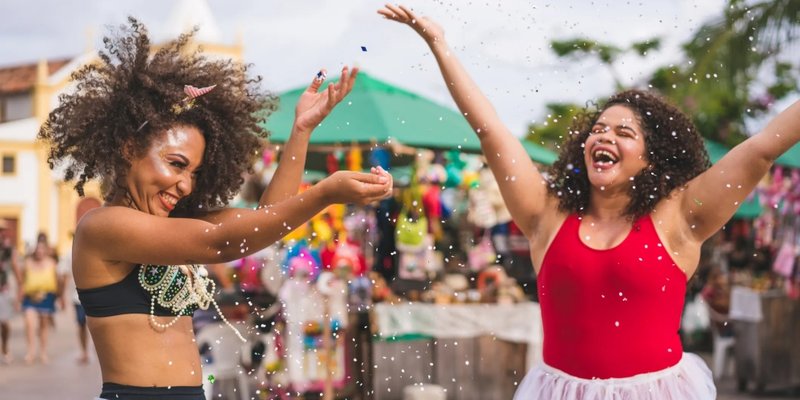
513, 353, 716, 400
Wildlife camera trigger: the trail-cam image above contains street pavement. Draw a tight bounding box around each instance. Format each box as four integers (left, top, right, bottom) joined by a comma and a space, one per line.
1, 307, 798, 399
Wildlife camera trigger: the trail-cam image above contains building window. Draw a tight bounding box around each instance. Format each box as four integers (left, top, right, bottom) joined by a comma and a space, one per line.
0, 92, 33, 122
1, 154, 14, 175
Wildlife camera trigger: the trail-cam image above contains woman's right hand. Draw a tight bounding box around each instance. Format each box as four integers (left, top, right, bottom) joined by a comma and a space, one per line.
319, 167, 393, 205
378, 4, 443, 45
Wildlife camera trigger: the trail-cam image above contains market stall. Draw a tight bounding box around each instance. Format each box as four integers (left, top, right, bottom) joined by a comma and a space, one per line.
202, 70, 558, 399
371, 301, 542, 399
730, 286, 800, 392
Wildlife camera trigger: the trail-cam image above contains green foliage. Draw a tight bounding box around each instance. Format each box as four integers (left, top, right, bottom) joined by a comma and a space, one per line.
649, 0, 799, 144
551, 38, 622, 64
525, 103, 582, 151
631, 39, 661, 56
534, 0, 799, 149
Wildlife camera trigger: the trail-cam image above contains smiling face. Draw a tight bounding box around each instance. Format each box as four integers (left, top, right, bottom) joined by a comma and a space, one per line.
583, 105, 650, 191
124, 125, 205, 217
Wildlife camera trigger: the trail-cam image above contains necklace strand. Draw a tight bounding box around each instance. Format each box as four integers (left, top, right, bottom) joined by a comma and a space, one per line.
141, 265, 246, 342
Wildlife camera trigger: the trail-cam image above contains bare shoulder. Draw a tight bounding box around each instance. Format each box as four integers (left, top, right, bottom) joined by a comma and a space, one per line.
76, 206, 131, 243
73, 207, 138, 287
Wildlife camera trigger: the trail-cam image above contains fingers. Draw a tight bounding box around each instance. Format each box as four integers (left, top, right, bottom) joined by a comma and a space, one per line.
398, 5, 416, 21
326, 83, 336, 110
360, 178, 393, 203
307, 69, 327, 93
322, 66, 358, 107
377, 7, 396, 19
381, 4, 410, 22
340, 66, 358, 98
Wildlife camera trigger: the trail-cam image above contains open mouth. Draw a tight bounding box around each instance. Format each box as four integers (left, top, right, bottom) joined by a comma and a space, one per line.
591, 148, 619, 169
158, 192, 179, 211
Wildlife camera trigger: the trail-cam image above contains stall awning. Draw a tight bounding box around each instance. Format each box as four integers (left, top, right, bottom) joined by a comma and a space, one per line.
263, 71, 556, 165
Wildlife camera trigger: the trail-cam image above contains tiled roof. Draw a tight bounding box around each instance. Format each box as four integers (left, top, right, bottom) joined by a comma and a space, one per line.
0, 59, 71, 94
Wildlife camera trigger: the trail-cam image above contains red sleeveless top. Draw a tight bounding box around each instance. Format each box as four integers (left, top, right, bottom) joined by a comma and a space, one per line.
538, 214, 686, 379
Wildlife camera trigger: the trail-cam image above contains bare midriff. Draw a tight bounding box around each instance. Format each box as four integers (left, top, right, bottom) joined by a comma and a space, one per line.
88, 314, 202, 386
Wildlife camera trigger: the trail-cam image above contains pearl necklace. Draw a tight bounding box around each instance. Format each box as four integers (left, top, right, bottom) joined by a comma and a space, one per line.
138, 264, 246, 342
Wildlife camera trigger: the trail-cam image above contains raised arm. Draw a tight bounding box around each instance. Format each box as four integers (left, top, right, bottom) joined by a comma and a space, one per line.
78, 168, 392, 266
379, 5, 550, 237
261, 67, 358, 204
681, 99, 800, 241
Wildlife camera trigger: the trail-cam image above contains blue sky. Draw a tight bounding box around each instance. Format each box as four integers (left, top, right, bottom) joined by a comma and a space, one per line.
0, 0, 726, 136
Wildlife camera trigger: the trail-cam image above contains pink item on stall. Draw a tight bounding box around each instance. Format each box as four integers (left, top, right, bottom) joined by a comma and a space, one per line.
772, 241, 796, 279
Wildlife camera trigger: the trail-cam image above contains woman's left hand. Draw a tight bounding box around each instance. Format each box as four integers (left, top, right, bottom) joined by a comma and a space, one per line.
294, 66, 359, 133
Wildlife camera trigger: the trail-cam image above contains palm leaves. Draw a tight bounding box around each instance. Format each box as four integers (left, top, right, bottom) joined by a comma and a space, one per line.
650, 0, 800, 145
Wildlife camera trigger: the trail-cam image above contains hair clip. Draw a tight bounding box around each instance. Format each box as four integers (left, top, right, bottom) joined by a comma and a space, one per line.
171, 84, 217, 115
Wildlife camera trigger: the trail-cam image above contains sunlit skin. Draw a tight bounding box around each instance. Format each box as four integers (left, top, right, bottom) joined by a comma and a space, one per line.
110, 125, 205, 216
584, 106, 649, 194
71, 65, 394, 388
580, 105, 650, 250
89, 127, 208, 387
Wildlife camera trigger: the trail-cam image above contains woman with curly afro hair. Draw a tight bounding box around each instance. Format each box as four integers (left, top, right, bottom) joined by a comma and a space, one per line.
382, 4, 800, 399
38, 18, 392, 400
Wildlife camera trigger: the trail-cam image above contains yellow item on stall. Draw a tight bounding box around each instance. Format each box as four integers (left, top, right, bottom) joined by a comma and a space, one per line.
347, 145, 362, 171
327, 204, 346, 232
311, 217, 333, 246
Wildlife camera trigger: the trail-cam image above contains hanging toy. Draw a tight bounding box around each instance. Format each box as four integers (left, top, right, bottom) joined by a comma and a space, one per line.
347, 144, 363, 171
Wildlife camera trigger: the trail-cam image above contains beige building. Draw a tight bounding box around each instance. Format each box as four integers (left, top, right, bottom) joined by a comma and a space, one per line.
0, 0, 241, 255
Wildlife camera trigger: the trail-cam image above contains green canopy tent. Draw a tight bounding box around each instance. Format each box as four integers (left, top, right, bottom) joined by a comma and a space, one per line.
263, 71, 556, 165
775, 143, 800, 169
704, 139, 728, 164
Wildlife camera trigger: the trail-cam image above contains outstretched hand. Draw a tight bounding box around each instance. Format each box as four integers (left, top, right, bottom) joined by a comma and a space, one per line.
378, 4, 443, 44
320, 166, 393, 206
294, 66, 359, 133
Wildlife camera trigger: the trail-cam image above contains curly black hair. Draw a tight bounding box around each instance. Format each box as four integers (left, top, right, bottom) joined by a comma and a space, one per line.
38, 17, 278, 216
546, 89, 710, 219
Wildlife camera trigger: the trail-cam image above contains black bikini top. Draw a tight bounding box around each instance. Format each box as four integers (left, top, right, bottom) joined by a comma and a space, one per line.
77, 265, 197, 318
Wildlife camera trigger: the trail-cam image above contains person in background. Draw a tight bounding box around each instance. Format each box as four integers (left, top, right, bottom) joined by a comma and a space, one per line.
20, 240, 61, 364
0, 220, 22, 364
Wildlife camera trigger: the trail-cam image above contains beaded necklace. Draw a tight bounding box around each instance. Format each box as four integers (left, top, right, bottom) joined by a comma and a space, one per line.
138, 264, 246, 342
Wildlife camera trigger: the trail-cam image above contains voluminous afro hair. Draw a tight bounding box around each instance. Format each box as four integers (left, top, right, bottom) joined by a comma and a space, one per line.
38, 17, 278, 216
546, 89, 710, 220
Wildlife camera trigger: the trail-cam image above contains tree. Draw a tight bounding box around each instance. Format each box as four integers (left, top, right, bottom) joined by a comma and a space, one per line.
527, 37, 660, 149
528, 0, 800, 149
649, 0, 799, 145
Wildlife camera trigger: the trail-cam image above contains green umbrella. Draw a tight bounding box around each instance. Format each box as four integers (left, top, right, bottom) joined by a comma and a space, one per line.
704, 139, 728, 164
263, 71, 557, 165
732, 192, 762, 220
775, 143, 800, 169
522, 140, 558, 165
699, 139, 763, 219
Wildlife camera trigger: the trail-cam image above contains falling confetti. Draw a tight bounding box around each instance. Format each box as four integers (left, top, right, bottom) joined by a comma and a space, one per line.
361, 46, 368, 51
693, 198, 703, 206
207, 374, 215, 384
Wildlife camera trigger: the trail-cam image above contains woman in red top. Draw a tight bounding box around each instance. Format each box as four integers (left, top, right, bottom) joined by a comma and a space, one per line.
380, 4, 800, 399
